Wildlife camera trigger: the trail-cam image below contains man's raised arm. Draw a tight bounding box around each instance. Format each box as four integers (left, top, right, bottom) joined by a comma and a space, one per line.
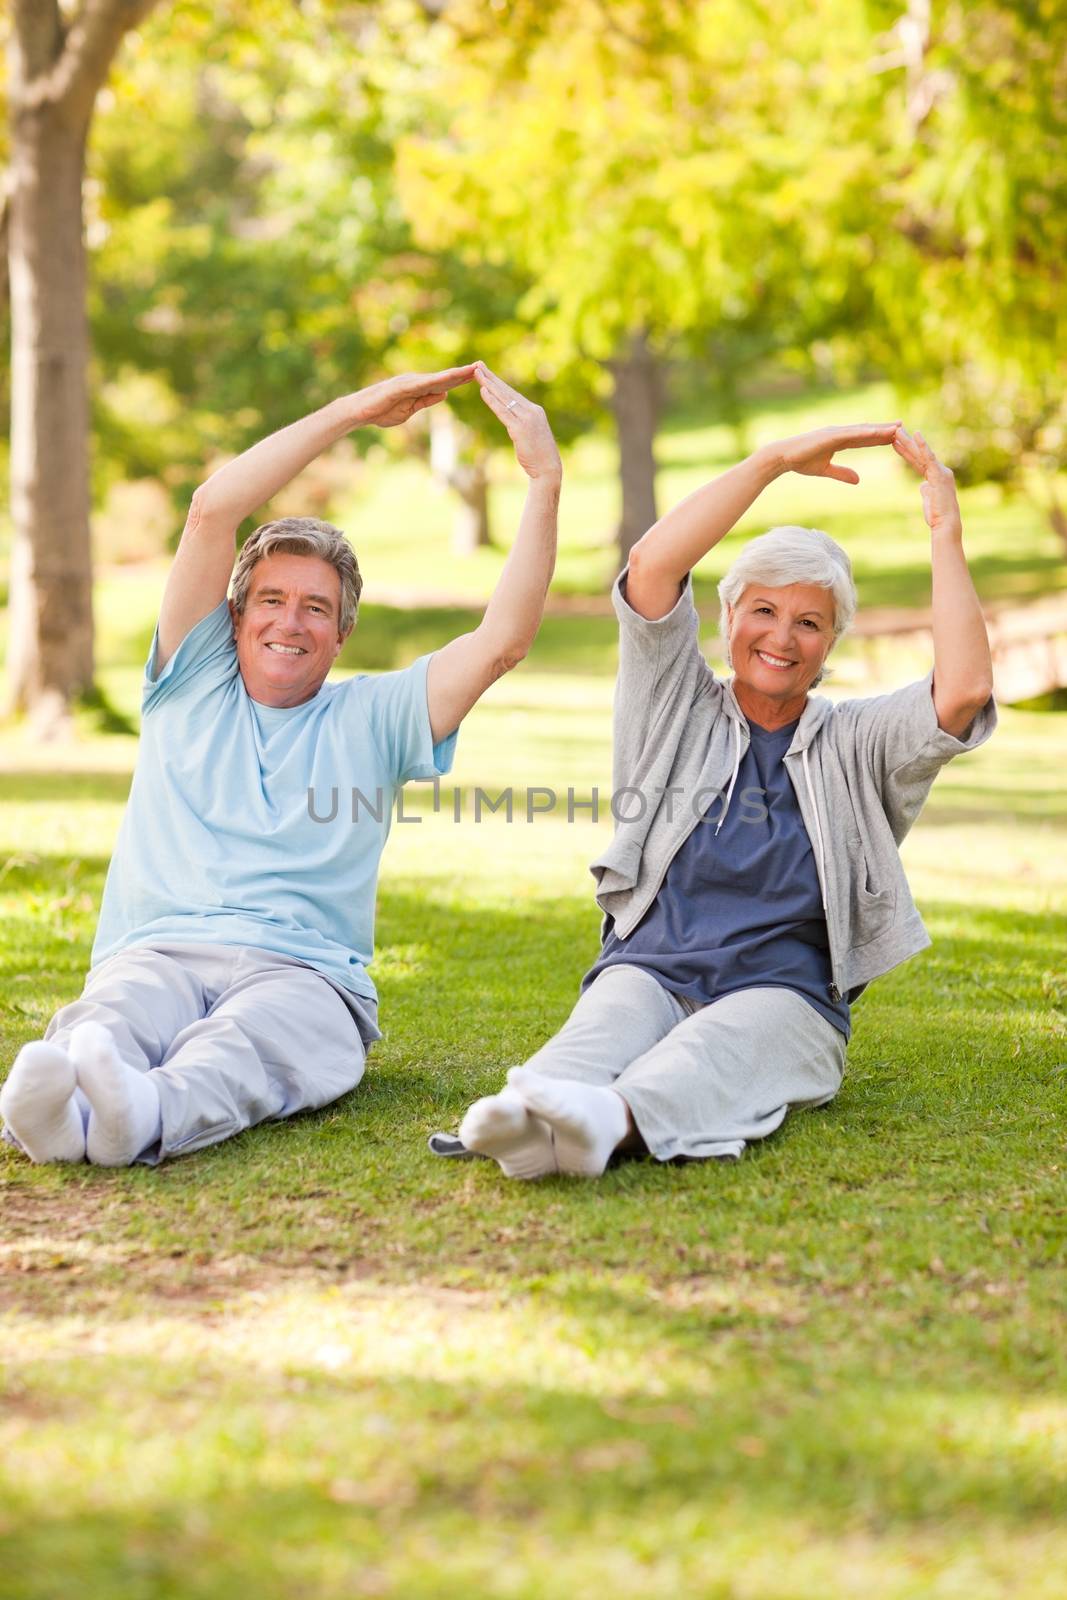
155, 367, 476, 673
426, 363, 562, 742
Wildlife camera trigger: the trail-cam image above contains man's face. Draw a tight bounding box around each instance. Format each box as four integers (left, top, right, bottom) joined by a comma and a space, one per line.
230, 552, 347, 707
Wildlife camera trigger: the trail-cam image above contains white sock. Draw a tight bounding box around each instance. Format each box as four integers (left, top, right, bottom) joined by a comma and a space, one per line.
70, 1022, 162, 1167
458, 1087, 558, 1180
507, 1068, 629, 1177
0, 1041, 86, 1163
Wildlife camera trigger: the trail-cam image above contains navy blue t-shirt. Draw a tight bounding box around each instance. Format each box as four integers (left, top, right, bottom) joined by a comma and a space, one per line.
585, 717, 851, 1037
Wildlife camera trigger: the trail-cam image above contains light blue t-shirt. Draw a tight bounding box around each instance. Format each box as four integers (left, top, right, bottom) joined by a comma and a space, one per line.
92, 602, 457, 1011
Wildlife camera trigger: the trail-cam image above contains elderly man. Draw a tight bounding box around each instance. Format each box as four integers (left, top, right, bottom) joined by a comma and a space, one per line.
2, 362, 561, 1166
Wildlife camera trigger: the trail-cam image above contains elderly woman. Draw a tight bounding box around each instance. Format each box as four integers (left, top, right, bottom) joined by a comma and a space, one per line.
447, 421, 996, 1178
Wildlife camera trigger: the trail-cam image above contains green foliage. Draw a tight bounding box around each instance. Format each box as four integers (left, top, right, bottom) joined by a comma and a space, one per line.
860, 0, 1067, 515
398, 0, 884, 382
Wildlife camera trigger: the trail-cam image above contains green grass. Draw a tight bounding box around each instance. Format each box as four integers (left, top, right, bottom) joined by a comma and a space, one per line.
1, 657, 1065, 1597
1, 377, 1065, 1596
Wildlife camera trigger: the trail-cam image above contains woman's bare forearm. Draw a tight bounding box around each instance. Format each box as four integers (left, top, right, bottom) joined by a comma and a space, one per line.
626, 446, 782, 618
634, 446, 782, 576
930, 530, 994, 725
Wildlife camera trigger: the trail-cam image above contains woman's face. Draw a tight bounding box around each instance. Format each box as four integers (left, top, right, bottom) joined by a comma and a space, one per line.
727, 583, 836, 700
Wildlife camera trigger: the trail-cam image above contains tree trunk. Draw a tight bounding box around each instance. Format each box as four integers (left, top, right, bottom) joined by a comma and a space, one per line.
6, 108, 94, 730
1043, 486, 1067, 558
449, 464, 491, 556
608, 331, 660, 566
7, 0, 162, 733
430, 404, 493, 555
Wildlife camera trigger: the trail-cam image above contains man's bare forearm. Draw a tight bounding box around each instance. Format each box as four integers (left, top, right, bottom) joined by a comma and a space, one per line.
478, 473, 561, 662
188, 367, 477, 534
192, 395, 366, 532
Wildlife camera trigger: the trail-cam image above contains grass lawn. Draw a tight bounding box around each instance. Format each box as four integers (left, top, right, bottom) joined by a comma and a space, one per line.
1, 635, 1065, 1595
1, 377, 1064, 1596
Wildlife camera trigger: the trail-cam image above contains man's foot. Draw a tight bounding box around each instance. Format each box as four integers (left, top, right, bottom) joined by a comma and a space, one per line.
506, 1068, 629, 1177
458, 1086, 558, 1180
70, 1022, 162, 1167
0, 1041, 86, 1163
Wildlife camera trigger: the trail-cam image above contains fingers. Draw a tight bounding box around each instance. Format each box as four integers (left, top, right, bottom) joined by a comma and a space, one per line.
824, 464, 861, 485
400, 364, 476, 396
474, 361, 526, 409
831, 422, 903, 449
475, 361, 532, 429
895, 425, 952, 480
430, 363, 478, 387
477, 380, 522, 431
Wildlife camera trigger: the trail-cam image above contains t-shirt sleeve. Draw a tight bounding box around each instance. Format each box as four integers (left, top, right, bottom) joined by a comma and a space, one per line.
359, 652, 458, 785
610, 568, 718, 777
837, 670, 997, 840
142, 600, 238, 715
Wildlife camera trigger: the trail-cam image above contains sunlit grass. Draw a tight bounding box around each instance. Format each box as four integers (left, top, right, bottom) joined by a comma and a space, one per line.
1, 668, 1065, 1595
1, 377, 1065, 1596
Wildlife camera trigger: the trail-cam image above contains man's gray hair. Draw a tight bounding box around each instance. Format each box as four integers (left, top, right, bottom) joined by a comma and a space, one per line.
230, 517, 363, 636
717, 525, 857, 683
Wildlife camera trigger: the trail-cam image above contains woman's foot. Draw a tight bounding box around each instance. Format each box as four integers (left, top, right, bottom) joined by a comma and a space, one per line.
69, 1022, 162, 1167
458, 1086, 558, 1179
0, 1041, 86, 1163
506, 1069, 629, 1177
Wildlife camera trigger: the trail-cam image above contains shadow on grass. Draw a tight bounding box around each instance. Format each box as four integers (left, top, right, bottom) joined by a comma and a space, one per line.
0, 1341, 1063, 1599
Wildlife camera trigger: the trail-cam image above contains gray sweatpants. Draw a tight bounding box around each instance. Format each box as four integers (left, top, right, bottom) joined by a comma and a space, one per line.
523, 966, 847, 1161
31, 942, 372, 1164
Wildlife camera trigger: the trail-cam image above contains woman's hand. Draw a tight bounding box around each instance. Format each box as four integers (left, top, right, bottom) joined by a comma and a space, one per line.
766, 422, 903, 484
892, 426, 963, 539
475, 362, 562, 483
353, 365, 477, 428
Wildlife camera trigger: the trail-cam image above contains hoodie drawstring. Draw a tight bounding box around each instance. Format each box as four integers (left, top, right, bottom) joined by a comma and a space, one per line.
714, 718, 742, 835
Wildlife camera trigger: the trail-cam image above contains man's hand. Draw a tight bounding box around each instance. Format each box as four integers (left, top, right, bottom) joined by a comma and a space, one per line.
474, 362, 562, 482
892, 426, 963, 539
352, 365, 477, 428
764, 422, 903, 484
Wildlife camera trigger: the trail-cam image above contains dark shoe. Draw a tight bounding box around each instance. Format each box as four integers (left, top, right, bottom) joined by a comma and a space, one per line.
427, 1131, 484, 1159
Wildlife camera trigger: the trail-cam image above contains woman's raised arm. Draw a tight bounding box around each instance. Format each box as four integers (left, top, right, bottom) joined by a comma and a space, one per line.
626, 423, 900, 621
893, 426, 994, 736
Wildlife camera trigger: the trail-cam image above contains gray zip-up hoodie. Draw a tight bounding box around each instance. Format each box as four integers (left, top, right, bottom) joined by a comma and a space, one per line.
589, 571, 997, 1000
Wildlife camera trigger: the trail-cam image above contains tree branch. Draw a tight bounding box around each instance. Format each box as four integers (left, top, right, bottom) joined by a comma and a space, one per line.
11, 0, 66, 90
18, 0, 163, 124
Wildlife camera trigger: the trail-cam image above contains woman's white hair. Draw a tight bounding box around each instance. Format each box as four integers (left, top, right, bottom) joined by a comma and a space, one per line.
717, 525, 857, 687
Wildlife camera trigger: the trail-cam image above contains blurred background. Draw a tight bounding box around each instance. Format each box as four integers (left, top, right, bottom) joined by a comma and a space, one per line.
3, 12, 1066, 1596
1, 0, 1065, 736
